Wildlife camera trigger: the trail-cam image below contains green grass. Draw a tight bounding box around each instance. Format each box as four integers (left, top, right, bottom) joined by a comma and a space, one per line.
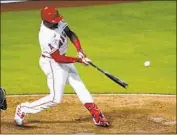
1, 1, 176, 94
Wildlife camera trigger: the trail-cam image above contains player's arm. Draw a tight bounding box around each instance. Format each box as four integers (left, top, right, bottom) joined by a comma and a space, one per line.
50, 49, 81, 63
48, 45, 88, 65
64, 26, 86, 57
50, 49, 89, 65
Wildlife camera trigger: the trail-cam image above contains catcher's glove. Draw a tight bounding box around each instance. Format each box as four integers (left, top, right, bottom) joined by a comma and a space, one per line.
0, 87, 7, 110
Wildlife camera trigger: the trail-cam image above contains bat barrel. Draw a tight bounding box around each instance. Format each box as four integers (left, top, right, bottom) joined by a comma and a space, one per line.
89, 61, 128, 89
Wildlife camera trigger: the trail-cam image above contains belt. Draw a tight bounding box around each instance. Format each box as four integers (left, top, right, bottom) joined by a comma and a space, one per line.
41, 54, 52, 59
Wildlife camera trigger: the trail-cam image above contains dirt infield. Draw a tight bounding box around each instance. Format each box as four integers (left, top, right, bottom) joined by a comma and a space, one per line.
1, 0, 136, 12
1, 95, 176, 134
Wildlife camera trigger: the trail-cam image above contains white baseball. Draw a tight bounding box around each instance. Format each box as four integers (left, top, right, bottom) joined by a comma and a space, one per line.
144, 61, 150, 67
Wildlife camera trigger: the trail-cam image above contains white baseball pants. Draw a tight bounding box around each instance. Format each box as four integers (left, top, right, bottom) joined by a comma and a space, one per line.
21, 56, 94, 114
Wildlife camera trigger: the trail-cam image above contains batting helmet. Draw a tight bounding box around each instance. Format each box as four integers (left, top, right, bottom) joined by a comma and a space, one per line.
41, 6, 63, 24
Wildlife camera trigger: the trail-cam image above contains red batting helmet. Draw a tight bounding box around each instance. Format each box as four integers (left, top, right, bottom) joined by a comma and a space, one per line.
41, 6, 63, 24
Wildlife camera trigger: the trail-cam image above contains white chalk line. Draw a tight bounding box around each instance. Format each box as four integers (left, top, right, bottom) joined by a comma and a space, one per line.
150, 116, 176, 125
0, 0, 27, 4
7, 93, 176, 97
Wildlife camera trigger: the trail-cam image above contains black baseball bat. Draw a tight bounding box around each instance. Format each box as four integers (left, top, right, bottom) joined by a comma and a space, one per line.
88, 62, 128, 89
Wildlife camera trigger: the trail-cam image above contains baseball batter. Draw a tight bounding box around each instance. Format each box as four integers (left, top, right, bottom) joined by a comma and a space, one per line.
14, 6, 109, 127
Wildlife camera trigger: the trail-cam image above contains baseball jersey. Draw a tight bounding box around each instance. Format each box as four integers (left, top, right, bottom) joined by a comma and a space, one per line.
39, 20, 68, 57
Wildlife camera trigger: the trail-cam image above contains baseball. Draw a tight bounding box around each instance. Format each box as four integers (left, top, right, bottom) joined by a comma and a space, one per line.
144, 61, 150, 67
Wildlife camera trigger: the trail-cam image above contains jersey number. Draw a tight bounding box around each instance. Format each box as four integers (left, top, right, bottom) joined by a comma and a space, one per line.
58, 31, 67, 48
48, 44, 54, 50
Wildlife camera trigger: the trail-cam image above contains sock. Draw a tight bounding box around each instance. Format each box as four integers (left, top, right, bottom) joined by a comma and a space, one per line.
84, 103, 102, 123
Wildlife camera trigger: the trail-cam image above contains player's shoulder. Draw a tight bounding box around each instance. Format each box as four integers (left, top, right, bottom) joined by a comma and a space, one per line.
58, 20, 68, 30
39, 29, 56, 43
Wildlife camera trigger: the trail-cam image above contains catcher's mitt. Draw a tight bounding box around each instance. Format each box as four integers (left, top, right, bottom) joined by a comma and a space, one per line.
0, 87, 7, 110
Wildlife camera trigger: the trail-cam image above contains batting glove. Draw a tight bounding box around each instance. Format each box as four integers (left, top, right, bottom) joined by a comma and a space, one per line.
78, 57, 91, 66
78, 49, 86, 59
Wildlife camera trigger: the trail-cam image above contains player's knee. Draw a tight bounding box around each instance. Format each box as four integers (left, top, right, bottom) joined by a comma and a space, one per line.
47, 94, 61, 105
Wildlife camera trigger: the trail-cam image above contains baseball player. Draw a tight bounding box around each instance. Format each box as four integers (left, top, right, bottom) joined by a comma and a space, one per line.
14, 6, 109, 127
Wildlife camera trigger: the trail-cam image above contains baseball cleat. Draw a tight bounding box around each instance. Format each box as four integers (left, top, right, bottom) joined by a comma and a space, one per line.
14, 105, 25, 126
92, 113, 109, 127
93, 117, 109, 127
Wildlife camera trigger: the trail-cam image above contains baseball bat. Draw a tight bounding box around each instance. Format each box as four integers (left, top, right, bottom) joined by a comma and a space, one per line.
88, 62, 128, 89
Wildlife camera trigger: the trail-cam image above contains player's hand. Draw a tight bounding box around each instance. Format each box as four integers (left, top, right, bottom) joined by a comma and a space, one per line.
78, 57, 91, 66
78, 49, 86, 59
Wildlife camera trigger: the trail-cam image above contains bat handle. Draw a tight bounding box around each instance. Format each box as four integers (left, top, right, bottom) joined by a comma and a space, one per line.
88, 61, 95, 67
88, 61, 103, 72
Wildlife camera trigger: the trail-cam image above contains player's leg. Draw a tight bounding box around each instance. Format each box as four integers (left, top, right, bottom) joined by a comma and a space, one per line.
67, 64, 109, 127
14, 58, 69, 125
21, 62, 68, 111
